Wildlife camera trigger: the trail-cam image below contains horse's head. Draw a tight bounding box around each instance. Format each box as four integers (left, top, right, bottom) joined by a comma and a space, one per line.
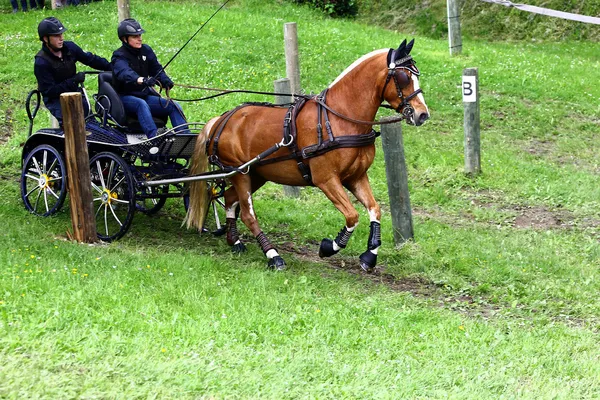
380, 39, 429, 126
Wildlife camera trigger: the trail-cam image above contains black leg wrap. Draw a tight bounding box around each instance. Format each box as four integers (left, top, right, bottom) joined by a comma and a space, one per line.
335, 226, 353, 249
319, 238, 338, 258
226, 218, 239, 246
256, 232, 275, 254
359, 250, 377, 273
267, 255, 286, 271
367, 222, 382, 251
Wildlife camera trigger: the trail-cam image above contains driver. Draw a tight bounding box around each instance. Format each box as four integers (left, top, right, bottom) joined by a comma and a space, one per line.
34, 17, 112, 122
111, 18, 189, 139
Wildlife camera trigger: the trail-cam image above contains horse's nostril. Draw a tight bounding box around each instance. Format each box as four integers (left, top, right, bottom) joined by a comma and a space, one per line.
419, 113, 429, 124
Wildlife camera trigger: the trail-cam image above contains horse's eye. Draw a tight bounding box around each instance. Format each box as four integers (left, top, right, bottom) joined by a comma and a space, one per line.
396, 71, 410, 88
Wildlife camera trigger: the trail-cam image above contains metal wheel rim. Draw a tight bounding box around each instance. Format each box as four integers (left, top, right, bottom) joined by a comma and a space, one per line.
21, 145, 67, 216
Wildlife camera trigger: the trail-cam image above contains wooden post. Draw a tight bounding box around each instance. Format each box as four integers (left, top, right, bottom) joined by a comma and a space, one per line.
274, 78, 301, 198
447, 0, 462, 56
117, 0, 130, 22
60, 92, 97, 243
381, 121, 414, 245
463, 68, 481, 175
284, 23, 301, 97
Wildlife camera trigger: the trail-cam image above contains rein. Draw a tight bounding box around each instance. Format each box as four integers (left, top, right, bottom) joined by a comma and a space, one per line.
165, 83, 407, 126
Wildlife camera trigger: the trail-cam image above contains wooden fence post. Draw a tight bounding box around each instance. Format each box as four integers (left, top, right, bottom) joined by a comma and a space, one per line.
284, 22, 301, 98
447, 0, 462, 55
463, 68, 481, 175
60, 92, 97, 243
381, 121, 414, 245
274, 78, 301, 198
117, 0, 130, 22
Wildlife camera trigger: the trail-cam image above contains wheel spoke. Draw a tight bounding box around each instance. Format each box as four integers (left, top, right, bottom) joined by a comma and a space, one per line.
95, 201, 104, 217
104, 204, 109, 236
42, 150, 48, 174
33, 187, 43, 212
108, 204, 123, 227
91, 181, 103, 195
25, 173, 40, 182
26, 186, 41, 200
107, 160, 116, 188
112, 198, 130, 205
32, 157, 42, 175
111, 176, 126, 192
96, 160, 106, 189
43, 189, 49, 212
48, 177, 63, 183
47, 158, 58, 175
47, 186, 60, 200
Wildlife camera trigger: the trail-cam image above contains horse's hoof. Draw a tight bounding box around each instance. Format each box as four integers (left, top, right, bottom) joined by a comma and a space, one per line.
359, 251, 377, 273
268, 256, 286, 271
231, 242, 247, 253
213, 226, 227, 236
319, 238, 338, 258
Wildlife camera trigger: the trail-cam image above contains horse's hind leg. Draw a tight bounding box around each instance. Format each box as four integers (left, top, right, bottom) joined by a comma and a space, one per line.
314, 178, 359, 259
229, 174, 285, 269
346, 174, 381, 273
223, 187, 244, 253
223, 176, 267, 254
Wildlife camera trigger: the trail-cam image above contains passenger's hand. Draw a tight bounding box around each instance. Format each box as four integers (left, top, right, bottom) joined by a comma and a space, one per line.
143, 77, 158, 87
73, 72, 86, 84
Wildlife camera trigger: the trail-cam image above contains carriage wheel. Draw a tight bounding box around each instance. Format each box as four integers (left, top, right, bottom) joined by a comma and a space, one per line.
90, 152, 136, 242
136, 185, 168, 215
21, 144, 67, 216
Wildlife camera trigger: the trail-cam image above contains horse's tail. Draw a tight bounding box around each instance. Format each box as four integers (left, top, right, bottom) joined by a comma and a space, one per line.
184, 117, 218, 231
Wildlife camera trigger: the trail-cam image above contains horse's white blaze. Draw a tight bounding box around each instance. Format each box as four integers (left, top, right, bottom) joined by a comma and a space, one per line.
226, 201, 239, 218
266, 249, 279, 259
411, 75, 429, 114
329, 49, 388, 88
247, 193, 255, 218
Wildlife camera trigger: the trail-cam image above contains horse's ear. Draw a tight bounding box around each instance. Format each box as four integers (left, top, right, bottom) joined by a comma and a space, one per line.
397, 39, 407, 54
406, 39, 415, 54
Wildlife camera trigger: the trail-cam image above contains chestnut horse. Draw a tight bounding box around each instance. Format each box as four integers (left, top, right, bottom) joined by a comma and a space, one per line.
185, 39, 429, 271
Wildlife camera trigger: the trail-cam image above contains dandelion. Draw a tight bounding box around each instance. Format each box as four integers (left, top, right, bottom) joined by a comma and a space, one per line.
458, 325, 465, 331
95, 257, 101, 261
15, 276, 20, 279
161, 348, 166, 353
30, 255, 35, 259
316, 309, 321, 313
83, 274, 88, 278
21, 293, 25, 297
146, 265, 151, 269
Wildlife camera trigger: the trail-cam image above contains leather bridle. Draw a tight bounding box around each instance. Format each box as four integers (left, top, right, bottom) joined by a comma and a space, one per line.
379, 53, 423, 122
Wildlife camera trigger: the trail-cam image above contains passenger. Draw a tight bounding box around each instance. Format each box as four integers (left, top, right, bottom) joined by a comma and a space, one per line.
111, 18, 189, 139
34, 17, 111, 122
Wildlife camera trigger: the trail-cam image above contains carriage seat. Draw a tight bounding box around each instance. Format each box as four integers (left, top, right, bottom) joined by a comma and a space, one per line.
96, 72, 168, 130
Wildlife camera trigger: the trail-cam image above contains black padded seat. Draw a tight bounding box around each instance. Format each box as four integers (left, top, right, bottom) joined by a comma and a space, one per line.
96, 72, 167, 130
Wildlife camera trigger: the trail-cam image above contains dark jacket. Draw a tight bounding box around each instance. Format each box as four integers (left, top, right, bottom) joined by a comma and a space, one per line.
34, 41, 111, 107
111, 43, 173, 97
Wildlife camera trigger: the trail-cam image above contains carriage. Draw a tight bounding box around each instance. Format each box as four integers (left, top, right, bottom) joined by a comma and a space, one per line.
20, 71, 226, 242
21, 40, 429, 271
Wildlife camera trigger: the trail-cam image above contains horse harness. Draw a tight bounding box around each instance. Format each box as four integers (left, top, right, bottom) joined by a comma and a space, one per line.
206, 91, 380, 185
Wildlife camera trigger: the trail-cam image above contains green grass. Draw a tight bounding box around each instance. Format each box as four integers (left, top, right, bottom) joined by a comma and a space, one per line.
1, 0, 600, 398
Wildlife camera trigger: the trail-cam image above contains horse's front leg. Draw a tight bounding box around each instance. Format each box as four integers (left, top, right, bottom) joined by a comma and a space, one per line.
314, 178, 360, 259
346, 174, 381, 273
229, 174, 285, 270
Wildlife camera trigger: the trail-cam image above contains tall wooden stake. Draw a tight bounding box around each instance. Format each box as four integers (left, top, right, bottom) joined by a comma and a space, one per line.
463, 68, 481, 175
381, 120, 414, 245
284, 23, 301, 98
60, 92, 97, 243
117, 0, 130, 22
447, 0, 462, 55
274, 78, 301, 198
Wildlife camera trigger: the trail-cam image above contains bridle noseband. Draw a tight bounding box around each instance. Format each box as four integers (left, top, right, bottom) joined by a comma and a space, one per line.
380, 53, 423, 121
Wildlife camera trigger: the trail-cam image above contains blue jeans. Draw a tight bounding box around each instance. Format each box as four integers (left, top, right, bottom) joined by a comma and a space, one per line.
120, 95, 189, 138
11, 0, 28, 11
46, 95, 90, 123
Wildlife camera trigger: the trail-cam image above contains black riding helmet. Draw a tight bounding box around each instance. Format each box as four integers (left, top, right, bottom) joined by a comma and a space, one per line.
38, 17, 67, 40
118, 18, 146, 41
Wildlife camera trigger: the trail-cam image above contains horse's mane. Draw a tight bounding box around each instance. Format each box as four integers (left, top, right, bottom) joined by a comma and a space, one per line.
328, 49, 388, 88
